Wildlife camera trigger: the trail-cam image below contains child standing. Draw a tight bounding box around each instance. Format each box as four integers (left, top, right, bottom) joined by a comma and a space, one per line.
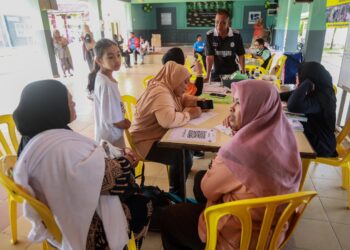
193, 34, 206, 70
87, 39, 131, 148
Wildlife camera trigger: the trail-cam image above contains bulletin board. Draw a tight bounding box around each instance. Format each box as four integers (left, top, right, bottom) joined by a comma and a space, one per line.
4, 15, 33, 47
338, 22, 350, 90
186, 1, 233, 27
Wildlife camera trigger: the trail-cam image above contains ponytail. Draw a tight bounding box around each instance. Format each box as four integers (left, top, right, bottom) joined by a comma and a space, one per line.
87, 62, 100, 94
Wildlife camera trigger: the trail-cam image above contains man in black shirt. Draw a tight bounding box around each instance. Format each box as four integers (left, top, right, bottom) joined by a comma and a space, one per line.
205, 9, 245, 82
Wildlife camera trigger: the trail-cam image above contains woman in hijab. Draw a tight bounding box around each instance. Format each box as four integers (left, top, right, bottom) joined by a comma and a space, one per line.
130, 61, 202, 194
162, 47, 204, 96
287, 61, 337, 157
160, 80, 302, 250
13, 80, 152, 250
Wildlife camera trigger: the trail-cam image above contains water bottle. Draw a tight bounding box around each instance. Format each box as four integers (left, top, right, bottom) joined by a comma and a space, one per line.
254, 67, 260, 79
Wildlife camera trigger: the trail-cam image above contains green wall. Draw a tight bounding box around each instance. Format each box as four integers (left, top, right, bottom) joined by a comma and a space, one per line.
131, 0, 275, 30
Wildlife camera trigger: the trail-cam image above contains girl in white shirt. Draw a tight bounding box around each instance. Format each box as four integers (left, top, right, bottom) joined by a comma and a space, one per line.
87, 39, 131, 147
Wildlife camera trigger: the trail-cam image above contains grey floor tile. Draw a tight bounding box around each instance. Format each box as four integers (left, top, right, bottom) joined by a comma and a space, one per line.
321, 197, 350, 224
312, 178, 348, 200
292, 218, 342, 250
302, 196, 329, 222
331, 222, 350, 250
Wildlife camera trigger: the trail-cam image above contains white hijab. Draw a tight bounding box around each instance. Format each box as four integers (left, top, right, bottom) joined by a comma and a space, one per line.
14, 129, 128, 250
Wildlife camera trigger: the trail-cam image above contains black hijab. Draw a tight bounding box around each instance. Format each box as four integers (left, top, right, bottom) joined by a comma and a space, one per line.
13, 80, 71, 156
162, 47, 185, 65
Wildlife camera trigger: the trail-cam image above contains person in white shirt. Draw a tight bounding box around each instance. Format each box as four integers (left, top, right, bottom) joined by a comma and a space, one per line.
87, 39, 131, 148
138, 37, 150, 65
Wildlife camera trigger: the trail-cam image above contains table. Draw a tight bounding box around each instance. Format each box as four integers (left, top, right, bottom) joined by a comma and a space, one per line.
158, 104, 316, 200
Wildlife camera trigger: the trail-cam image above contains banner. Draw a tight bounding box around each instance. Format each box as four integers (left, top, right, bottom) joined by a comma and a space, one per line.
186, 1, 233, 27
326, 0, 350, 27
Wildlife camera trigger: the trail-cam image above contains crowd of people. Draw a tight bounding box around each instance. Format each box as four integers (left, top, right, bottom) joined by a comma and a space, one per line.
11, 8, 336, 250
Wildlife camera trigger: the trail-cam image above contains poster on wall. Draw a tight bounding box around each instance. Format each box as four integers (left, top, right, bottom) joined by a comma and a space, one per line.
0, 17, 10, 48
248, 11, 261, 24
326, 0, 350, 28
186, 1, 233, 27
4, 15, 34, 47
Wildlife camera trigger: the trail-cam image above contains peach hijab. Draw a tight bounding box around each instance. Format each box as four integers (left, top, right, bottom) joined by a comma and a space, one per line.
218, 80, 302, 197
135, 61, 191, 115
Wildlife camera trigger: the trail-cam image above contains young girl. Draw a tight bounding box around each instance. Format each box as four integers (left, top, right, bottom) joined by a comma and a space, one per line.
87, 38, 131, 148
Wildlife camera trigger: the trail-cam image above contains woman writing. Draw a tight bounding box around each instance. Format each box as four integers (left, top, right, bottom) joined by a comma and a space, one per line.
130, 61, 202, 194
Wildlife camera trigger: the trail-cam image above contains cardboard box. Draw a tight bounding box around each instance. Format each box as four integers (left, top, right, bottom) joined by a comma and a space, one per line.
151, 34, 161, 48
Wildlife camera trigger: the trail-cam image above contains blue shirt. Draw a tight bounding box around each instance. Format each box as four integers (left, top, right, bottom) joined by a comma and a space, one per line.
193, 41, 206, 53
130, 38, 136, 50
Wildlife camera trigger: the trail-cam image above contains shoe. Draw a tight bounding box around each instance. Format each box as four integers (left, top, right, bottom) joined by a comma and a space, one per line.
141, 61, 144, 65
193, 151, 205, 159
134, 62, 137, 65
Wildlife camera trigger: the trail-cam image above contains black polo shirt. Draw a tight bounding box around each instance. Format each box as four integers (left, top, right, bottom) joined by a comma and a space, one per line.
206, 28, 245, 80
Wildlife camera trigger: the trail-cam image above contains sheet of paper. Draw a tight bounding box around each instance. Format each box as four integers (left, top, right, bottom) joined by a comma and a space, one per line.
188, 112, 217, 125
214, 124, 233, 136
288, 119, 304, 131
170, 128, 216, 143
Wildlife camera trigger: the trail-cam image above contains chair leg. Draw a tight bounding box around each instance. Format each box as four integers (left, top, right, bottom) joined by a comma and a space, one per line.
9, 198, 17, 244
299, 159, 311, 191
342, 164, 349, 190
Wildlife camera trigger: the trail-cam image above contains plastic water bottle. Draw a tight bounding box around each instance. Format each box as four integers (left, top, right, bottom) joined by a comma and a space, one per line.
254, 67, 260, 79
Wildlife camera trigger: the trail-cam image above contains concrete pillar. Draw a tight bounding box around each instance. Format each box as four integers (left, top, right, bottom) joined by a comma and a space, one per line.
303, 0, 326, 62
274, 0, 288, 51
284, 2, 302, 52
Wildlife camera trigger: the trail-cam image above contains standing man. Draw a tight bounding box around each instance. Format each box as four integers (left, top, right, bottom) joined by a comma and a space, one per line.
205, 9, 245, 82
128, 32, 140, 65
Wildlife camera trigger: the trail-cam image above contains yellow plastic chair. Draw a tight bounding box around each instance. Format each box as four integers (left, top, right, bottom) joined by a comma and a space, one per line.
0, 114, 20, 244
0, 156, 137, 250
121, 95, 170, 185
333, 84, 337, 95
195, 53, 207, 78
142, 75, 154, 90
309, 116, 350, 208
266, 53, 275, 72
0, 114, 19, 157
204, 191, 317, 250
270, 55, 287, 79
245, 65, 267, 76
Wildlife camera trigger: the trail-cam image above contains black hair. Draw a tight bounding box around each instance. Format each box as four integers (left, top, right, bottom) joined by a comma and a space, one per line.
255, 38, 265, 45
196, 34, 202, 39
87, 38, 118, 94
216, 9, 230, 19
162, 47, 185, 65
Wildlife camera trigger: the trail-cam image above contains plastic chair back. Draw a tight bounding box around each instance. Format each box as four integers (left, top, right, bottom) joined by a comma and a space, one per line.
0, 114, 19, 157
266, 53, 275, 71
142, 75, 154, 90
0, 156, 63, 247
245, 65, 267, 76
204, 191, 317, 250
271, 55, 287, 79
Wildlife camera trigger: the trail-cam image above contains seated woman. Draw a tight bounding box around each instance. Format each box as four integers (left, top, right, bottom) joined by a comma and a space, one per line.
287, 61, 337, 157
252, 38, 271, 69
160, 80, 302, 250
13, 80, 152, 250
162, 47, 204, 96
130, 61, 202, 194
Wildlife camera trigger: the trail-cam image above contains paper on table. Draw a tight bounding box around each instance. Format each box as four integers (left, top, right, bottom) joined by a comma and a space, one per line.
288, 119, 304, 131
214, 124, 233, 136
188, 112, 217, 125
170, 128, 216, 143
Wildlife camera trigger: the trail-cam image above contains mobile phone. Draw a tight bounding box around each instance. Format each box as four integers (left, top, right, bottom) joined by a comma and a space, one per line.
197, 100, 214, 109
209, 93, 226, 98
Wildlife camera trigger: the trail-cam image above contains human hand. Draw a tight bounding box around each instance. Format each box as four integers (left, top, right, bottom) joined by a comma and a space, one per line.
123, 148, 139, 168
185, 107, 202, 119
193, 60, 203, 75
203, 76, 209, 83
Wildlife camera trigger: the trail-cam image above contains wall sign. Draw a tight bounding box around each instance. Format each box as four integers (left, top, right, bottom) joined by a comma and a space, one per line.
326, 0, 350, 28
186, 1, 233, 27
4, 15, 33, 46
248, 11, 262, 24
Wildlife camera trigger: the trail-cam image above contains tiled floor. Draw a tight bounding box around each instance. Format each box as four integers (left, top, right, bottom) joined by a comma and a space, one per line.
1, 48, 350, 249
